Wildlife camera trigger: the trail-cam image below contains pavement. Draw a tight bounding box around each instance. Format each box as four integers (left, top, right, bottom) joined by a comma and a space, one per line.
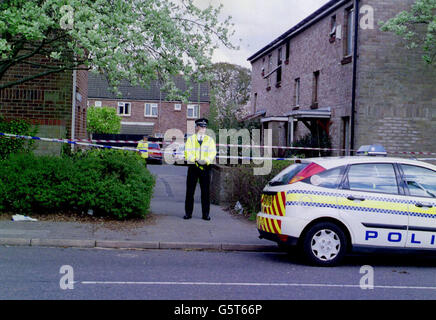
0, 164, 278, 252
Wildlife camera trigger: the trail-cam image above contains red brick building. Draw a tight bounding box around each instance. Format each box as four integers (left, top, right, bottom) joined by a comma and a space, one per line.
87, 73, 210, 138
0, 53, 88, 154
248, 0, 436, 156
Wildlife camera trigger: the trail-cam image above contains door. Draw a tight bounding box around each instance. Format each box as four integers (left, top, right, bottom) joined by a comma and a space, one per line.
337, 163, 408, 248
400, 164, 436, 249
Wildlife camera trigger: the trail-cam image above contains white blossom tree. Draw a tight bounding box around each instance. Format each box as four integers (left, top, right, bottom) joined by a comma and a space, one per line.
0, 0, 236, 98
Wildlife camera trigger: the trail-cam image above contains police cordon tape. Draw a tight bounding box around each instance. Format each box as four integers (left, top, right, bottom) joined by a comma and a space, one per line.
31, 135, 436, 157
0, 132, 300, 161
1, 132, 436, 162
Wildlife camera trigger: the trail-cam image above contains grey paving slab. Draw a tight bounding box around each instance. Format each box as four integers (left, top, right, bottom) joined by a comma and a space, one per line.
0, 165, 273, 252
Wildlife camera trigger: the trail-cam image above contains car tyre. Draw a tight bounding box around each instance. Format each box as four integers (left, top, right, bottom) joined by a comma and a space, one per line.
301, 222, 347, 267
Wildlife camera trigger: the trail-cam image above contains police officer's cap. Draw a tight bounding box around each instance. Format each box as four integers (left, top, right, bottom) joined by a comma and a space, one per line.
195, 118, 208, 127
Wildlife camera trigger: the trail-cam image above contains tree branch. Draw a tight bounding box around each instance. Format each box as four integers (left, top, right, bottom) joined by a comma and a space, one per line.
0, 63, 90, 91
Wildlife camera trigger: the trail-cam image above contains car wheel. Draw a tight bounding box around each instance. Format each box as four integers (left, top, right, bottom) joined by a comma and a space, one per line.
301, 222, 347, 267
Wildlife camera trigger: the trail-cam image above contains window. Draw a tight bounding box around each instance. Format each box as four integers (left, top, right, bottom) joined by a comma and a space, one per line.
94, 101, 102, 107
261, 57, 265, 76
268, 163, 309, 186
277, 47, 283, 65
294, 78, 300, 106
253, 93, 258, 113
312, 71, 320, 106
187, 104, 199, 118
174, 103, 182, 111
276, 67, 282, 85
276, 48, 283, 85
305, 166, 345, 189
145, 103, 158, 117
285, 41, 290, 62
345, 7, 354, 56
401, 165, 436, 198
330, 15, 337, 38
345, 163, 399, 195
117, 102, 131, 116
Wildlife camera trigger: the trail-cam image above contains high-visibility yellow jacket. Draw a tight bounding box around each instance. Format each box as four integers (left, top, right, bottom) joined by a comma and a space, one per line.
137, 141, 148, 159
184, 134, 216, 169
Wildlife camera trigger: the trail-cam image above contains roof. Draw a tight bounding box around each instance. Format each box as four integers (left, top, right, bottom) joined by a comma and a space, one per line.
286, 107, 332, 119
88, 73, 210, 102
247, 0, 352, 63
239, 109, 267, 122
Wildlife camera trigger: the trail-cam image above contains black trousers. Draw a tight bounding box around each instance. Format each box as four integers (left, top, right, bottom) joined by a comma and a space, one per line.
185, 164, 211, 217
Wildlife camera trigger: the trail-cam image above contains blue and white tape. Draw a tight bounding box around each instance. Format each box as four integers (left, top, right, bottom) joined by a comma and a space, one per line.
0, 132, 301, 161
1, 132, 435, 162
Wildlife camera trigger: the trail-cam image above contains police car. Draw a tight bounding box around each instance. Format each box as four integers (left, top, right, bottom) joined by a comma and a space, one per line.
257, 145, 436, 266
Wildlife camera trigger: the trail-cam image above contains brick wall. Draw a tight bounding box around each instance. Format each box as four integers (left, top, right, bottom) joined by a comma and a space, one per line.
356, 0, 436, 155
87, 98, 210, 136
250, 1, 354, 150
0, 53, 88, 154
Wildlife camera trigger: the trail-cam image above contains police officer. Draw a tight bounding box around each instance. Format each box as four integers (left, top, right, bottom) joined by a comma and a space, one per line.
184, 118, 216, 220
137, 135, 149, 166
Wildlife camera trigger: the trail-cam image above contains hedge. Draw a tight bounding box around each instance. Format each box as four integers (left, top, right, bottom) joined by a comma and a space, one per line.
0, 116, 38, 160
0, 149, 155, 219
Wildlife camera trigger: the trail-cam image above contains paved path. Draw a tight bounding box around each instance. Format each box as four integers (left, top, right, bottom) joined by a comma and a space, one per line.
0, 164, 275, 252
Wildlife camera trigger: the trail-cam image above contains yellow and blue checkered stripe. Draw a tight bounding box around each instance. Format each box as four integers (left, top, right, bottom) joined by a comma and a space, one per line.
286, 190, 436, 219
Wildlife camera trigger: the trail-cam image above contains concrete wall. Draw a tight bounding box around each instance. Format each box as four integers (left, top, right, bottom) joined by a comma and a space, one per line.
356, 0, 436, 154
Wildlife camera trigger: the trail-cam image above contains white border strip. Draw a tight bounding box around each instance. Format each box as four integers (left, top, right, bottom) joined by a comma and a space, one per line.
80, 280, 436, 290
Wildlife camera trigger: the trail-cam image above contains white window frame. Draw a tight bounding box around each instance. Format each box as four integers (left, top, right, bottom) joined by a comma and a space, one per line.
277, 47, 283, 65
187, 104, 200, 119
117, 102, 131, 116
345, 8, 354, 57
144, 103, 158, 117
174, 103, 182, 111
295, 78, 300, 107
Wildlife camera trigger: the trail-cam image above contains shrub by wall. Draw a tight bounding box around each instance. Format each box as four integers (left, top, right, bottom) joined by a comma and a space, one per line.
286, 132, 332, 158
0, 116, 38, 160
225, 161, 293, 220
0, 149, 155, 219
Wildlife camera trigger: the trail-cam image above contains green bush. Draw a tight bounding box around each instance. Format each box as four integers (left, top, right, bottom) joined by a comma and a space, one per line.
0, 116, 38, 160
0, 149, 155, 219
87, 106, 121, 134
226, 161, 293, 220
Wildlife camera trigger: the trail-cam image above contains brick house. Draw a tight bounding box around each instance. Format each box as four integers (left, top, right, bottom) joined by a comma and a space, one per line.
0, 53, 88, 155
87, 73, 210, 138
247, 0, 436, 156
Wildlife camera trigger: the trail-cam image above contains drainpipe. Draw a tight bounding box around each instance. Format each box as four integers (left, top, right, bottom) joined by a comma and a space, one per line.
350, 0, 359, 154
71, 69, 77, 152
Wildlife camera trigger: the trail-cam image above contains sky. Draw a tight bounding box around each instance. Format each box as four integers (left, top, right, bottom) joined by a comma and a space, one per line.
194, 0, 331, 69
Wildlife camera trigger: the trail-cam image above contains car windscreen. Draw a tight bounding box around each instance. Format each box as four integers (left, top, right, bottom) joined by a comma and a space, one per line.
268, 163, 309, 186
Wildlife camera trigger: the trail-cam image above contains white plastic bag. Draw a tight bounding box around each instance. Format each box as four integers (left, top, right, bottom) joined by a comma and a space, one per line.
234, 201, 244, 215
11, 214, 38, 222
